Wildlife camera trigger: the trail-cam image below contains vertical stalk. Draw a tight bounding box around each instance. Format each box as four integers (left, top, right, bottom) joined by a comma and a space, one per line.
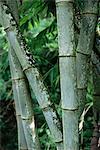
91, 51, 100, 149
9, 48, 40, 150
9, 62, 27, 150
76, 0, 99, 116
17, 114, 28, 150
56, 0, 78, 149
92, 53, 100, 118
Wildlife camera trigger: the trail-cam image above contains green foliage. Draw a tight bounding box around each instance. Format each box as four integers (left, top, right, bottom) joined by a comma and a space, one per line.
0, 100, 18, 150
0, 28, 12, 101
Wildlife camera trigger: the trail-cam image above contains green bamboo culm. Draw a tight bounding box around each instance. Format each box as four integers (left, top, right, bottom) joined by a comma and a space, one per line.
0, 2, 63, 149
76, 0, 99, 116
56, 0, 78, 149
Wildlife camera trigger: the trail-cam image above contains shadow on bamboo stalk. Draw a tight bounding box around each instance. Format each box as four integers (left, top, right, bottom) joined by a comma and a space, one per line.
9, 48, 40, 150
76, 0, 99, 117
91, 51, 100, 150
0, 2, 63, 150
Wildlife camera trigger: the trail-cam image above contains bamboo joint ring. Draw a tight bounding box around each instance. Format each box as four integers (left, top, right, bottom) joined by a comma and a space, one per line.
56, 0, 74, 3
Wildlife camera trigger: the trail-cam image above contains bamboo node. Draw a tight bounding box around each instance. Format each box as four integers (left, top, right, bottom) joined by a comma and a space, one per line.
77, 87, 87, 90
76, 50, 91, 56
59, 55, 75, 57
56, 0, 74, 3
21, 117, 32, 120
4, 26, 11, 32
20, 147, 28, 150
82, 12, 98, 16
41, 105, 50, 111
12, 77, 25, 81
61, 107, 78, 111
16, 114, 21, 116
23, 65, 34, 72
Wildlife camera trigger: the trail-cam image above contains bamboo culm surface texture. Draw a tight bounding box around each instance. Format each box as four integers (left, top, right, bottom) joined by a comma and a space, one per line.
76, 0, 99, 116
56, 0, 78, 150
9, 48, 40, 150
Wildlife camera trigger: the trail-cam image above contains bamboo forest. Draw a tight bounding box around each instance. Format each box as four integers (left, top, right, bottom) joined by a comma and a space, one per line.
0, 0, 100, 150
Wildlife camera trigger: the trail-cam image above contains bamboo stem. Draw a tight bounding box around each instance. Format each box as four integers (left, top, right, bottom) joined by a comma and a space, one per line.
91, 51, 100, 149
56, 0, 78, 149
92, 52, 100, 123
9, 61, 28, 150
17, 115, 28, 150
9, 48, 40, 150
76, 0, 99, 116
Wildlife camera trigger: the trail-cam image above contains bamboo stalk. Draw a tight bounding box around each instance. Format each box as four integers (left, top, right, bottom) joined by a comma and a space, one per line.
0, 3, 63, 149
91, 51, 100, 149
56, 0, 78, 149
6, 0, 19, 23
17, 115, 28, 150
9, 48, 40, 150
9, 65, 27, 150
92, 52, 100, 123
4, 0, 40, 149
76, 0, 99, 116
